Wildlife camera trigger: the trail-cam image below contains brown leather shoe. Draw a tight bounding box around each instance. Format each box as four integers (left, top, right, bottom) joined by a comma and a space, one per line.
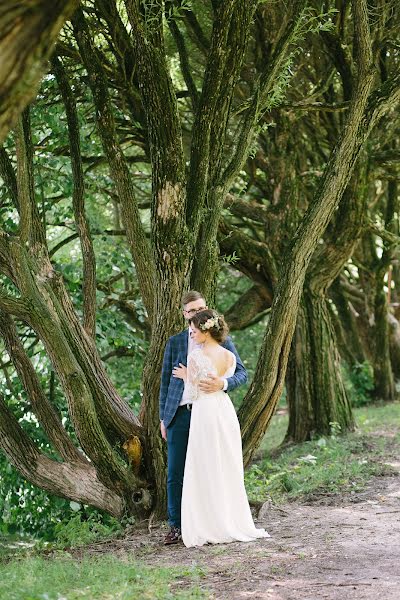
164, 526, 182, 545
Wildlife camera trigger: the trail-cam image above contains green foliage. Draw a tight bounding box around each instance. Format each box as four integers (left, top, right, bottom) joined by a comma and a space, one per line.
343, 361, 374, 407
220, 251, 240, 266
0, 464, 70, 540
0, 555, 207, 600
0, 460, 121, 543
53, 512, 122, 548
261, 7, 337, 113
165, 0, 192, 22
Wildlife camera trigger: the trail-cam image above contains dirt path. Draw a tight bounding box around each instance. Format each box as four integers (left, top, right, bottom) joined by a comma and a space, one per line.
78, 467, 400, 600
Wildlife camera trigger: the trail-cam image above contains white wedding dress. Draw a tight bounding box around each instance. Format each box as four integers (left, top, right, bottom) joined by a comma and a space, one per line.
181, 347, 270, 548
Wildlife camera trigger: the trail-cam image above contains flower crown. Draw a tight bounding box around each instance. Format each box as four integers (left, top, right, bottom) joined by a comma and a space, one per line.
199, 315, 220, 331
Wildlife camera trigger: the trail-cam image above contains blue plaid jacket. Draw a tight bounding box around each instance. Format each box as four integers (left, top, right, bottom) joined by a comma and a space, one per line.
159, 330, 248, 428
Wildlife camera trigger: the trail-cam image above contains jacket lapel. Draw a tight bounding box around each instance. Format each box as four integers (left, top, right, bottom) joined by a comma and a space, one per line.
177, 329, 189, 362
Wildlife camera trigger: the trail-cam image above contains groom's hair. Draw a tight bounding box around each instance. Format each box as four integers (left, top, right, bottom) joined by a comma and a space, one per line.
181, 290, 205, 307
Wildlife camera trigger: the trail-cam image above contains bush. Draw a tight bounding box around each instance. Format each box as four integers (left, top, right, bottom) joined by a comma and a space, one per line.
0, 457, 121, 543
54, 513, 122, 548
343, 361, 374, 407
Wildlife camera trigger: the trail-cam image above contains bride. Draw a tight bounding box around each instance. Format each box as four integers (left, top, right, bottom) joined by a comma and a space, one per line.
173, 309, 270, 548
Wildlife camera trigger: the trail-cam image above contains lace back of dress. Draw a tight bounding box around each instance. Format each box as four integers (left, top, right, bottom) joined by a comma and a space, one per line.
186, 348, 235, 401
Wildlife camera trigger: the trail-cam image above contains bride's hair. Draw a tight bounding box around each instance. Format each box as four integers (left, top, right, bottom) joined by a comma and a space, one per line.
189, 309, 229, 343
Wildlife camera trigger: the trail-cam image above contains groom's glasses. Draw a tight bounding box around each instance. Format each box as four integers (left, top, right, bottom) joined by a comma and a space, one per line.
184, 306, 207, 316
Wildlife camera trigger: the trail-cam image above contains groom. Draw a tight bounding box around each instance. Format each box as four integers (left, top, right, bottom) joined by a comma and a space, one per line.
159, 290, 248, 545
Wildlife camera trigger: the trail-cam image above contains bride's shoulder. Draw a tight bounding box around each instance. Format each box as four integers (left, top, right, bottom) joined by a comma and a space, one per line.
221, 346, 235, 359
220, 347, 236, 366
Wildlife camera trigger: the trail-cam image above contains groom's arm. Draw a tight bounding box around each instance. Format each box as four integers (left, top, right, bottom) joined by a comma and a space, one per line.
159, 338, 172, 421
224, 337, 248, 392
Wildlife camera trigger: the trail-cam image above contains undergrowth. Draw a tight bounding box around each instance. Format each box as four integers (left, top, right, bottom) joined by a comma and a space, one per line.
245, 402, 400, 504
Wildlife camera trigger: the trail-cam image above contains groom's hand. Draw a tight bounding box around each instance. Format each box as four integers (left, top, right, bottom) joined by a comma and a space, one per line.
160, 420, 167, 441
199, 375, 224, 393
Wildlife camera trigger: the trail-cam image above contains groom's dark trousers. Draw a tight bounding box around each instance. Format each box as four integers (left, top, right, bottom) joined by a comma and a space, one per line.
166, 406, 191, 528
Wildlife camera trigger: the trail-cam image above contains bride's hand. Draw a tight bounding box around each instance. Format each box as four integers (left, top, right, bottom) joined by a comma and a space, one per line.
172, 363, 187, 381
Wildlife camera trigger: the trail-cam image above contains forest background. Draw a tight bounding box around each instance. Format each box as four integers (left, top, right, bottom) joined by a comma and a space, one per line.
0, 0, 399, 545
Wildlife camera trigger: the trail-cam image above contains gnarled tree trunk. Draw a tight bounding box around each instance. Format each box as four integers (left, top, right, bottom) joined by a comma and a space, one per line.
286, 288, 354, 442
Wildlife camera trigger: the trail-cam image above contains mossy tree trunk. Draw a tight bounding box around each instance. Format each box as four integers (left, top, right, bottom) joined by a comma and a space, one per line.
286, 288, 354, 442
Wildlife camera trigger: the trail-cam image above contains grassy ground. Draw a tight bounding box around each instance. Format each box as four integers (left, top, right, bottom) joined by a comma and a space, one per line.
1, 402, 399, 600
245, 402, 400, 504
0, 554, 206, 599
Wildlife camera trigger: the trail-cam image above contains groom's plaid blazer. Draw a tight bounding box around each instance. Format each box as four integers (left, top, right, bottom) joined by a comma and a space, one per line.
159, 329, 248, 428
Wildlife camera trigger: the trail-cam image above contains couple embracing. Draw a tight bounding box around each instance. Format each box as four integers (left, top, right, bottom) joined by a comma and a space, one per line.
160, 290, 270, 548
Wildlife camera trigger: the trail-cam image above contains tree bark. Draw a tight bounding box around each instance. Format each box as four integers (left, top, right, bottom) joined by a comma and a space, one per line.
0, 0, 79, 142
71, 8, 155, 319
389, 312, 400, 378
329, 277, 367, 366
285, 289, 354, 442
123, 0, 190, 517
374, 285, 395, 400
52, 55, 97, 338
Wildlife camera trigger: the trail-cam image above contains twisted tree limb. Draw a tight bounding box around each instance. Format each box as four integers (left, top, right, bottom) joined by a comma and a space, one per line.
0, 0, 79, 142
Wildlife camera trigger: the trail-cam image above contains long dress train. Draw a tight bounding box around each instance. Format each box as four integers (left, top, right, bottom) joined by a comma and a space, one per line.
181, 347, 270, 548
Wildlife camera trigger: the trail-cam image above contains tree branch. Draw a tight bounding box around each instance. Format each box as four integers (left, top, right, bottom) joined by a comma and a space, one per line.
0, 146, 19, 210
320, 30, 353, 100
49, 232, 80, 257
167, 8, 199, 110
224, 285, 272, 330
279, 101, 350, 112
224, 193, 271, 223
15, 108, 46, 247
188, 1, 259, 295
0, 0, 79, 143
367, 217, 400, 247
0, 310, 86, 464
123, 0, 188, 296
221, 0, 305, 189
0, 232, 14, 280
183, 8, 210, 54
0, 287, 28, 319
52, 55, 97, 338
218, 219, 277, 289
71, 8, 155, 319
185, 1, 237, 229
0, 392, 124, 516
